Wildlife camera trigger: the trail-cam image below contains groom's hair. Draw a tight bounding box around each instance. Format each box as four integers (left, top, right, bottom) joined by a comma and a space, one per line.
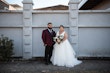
47, 22, 52, 25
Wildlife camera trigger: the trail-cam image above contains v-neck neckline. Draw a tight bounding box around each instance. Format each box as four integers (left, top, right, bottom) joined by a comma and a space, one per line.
59, 31, 64, 35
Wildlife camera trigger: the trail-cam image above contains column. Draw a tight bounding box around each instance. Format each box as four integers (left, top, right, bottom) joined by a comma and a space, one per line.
68, 0, 80, 55
22, 0, 33, 59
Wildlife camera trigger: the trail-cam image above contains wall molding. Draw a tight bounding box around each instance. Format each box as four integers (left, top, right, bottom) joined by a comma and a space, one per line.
78, 25, 110, 28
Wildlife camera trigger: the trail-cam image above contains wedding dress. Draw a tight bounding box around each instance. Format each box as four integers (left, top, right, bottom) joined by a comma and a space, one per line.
51, 31, 82, 67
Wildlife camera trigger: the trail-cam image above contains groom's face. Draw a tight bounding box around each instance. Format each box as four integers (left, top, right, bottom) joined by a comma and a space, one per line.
48, 24, 52, 29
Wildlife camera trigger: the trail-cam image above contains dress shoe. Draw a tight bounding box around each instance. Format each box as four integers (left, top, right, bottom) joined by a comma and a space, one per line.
45, 62, 49, 65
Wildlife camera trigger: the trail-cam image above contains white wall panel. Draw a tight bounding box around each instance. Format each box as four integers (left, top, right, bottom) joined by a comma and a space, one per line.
78, 28, 110, 57
0, 28, 23, 57
32, 13, 69, 26
0, 13, 23, 25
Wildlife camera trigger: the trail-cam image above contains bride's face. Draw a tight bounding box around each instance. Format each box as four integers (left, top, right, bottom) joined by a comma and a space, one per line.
59, 27, 64, 32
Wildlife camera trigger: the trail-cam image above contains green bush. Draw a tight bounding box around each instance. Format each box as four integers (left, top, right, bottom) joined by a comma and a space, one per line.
0, 35, 14, 61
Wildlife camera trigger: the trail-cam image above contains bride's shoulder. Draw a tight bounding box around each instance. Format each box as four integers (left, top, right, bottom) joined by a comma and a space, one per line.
56, 31, 59, 35
63, 31, 67, 34
57, 31, 59, 34
63, 31, 68, 35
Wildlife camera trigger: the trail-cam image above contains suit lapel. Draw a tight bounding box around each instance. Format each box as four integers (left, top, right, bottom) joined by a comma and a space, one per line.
47, 29, 52, 36
47, 29, 54, 37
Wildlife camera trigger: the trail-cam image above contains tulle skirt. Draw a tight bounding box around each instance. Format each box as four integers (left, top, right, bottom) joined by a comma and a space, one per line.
51, 40, 82, 67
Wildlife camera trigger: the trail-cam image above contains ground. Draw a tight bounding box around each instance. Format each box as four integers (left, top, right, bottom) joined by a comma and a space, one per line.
0, 60, 110, 73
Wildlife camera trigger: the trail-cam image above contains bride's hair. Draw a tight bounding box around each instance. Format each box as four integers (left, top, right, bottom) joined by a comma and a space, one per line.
59, 25, 64, 28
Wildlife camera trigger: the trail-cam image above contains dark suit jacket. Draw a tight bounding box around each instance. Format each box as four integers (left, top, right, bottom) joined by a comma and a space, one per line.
42, 29, 56, 46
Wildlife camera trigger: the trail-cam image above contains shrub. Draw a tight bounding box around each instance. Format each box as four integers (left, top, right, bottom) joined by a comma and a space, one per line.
0, 35, 14, 61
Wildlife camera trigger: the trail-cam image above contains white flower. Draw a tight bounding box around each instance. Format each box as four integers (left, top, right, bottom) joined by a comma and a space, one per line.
53, 35, 64, 44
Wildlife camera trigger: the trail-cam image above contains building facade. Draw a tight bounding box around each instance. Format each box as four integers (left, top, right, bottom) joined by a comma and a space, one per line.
0, 0, 22, 10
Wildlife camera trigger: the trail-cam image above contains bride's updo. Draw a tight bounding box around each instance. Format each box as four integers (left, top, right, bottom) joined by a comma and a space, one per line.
59, 25, 64, 28
59, 25, 64, 32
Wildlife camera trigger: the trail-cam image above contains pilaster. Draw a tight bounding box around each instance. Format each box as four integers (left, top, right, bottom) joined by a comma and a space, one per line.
22, 0, 33, 59
69, 0, 80, 51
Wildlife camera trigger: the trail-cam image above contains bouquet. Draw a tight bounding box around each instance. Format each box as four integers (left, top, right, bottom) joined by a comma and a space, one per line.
54, 35, 64, 44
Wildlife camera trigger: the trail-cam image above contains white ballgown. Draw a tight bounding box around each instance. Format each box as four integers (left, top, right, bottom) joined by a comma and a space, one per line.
51, 31, 82, 67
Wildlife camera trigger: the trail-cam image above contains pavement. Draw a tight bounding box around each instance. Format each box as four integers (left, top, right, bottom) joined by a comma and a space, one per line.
0, 60, 110, 73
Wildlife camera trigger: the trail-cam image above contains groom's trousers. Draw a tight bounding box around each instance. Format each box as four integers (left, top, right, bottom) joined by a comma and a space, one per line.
45, 45, 53, 63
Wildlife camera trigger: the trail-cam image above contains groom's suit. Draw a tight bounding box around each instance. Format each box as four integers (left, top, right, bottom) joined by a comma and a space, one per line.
42, 29, 56, 64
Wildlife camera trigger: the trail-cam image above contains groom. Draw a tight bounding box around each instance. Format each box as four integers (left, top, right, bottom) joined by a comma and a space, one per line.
42, 23, 56, 65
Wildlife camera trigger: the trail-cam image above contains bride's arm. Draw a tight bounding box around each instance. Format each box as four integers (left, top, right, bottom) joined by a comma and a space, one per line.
63, 32, 68, 41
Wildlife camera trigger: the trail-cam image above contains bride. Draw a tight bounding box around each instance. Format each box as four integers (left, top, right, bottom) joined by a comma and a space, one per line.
51, 25, 82, 67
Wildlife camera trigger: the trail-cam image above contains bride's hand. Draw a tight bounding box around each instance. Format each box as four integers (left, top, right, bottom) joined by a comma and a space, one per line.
44, 44, 47, 46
